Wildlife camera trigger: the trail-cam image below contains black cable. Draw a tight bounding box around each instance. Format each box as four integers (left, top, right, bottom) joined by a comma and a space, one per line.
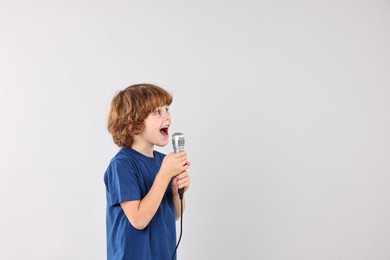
171, 198, 183, 260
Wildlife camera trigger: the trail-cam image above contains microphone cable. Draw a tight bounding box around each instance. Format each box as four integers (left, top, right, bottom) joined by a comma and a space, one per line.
171, 192, 184, 260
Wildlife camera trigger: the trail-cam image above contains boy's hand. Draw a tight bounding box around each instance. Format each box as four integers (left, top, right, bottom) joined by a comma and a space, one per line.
171, 170, 190, 194
159, 151, 189, 179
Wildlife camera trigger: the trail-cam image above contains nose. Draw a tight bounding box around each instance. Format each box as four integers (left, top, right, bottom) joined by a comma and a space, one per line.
165, 112, 171, 122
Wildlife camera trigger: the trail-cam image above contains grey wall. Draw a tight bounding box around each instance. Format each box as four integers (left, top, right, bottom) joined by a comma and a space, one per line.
1, 1, 390, 259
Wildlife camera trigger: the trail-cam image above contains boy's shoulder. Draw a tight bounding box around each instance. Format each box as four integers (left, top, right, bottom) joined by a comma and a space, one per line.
109, 148, 129, 161
107, 148, 136, 169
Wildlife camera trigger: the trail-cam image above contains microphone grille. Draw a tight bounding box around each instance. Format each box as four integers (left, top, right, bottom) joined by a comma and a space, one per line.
172, 132, 185, 152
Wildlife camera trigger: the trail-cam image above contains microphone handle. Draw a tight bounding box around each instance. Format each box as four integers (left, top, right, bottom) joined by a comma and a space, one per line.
178, 187, 184, 200
174, 147, 185, 200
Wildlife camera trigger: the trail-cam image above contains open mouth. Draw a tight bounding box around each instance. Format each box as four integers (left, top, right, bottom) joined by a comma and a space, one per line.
160, 127, 169, 136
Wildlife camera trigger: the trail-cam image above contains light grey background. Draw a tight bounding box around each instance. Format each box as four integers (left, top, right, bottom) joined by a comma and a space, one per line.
1, 1, 390, 259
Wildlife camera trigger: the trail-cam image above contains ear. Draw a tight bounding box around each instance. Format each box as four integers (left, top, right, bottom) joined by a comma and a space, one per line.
127, 124, 138, 136
127, 123, 142, 135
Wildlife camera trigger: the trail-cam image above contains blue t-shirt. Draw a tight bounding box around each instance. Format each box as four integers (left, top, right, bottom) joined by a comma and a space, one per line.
104, 147, 176, 260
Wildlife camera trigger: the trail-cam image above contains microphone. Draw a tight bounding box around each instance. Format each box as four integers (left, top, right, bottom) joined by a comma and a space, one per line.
172, 132, 185, 200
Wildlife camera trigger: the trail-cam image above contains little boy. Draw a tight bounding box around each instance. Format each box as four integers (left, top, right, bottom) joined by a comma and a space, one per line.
104, 83, 190, 259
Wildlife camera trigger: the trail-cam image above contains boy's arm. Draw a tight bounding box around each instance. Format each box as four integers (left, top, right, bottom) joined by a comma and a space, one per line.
172, 192, 186, 220
120, 152, 189, 230
120, 172, 171, 230
171, 170, 190, 220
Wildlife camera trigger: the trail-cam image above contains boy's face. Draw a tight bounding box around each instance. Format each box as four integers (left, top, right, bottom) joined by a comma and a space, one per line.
136, 105, 171, 148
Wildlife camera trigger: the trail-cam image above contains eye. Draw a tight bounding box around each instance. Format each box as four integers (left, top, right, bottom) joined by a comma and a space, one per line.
165, 107, 170, 113
154, 109, 161, 115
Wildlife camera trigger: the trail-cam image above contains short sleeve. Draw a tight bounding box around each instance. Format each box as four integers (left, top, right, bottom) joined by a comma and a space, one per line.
104, 159, 142, 206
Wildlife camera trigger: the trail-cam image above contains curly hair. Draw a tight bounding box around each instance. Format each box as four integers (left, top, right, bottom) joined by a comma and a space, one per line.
107, 83, 173, 147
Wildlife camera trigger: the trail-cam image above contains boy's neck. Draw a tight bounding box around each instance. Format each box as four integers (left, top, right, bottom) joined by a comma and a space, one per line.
131, 143, 155, 158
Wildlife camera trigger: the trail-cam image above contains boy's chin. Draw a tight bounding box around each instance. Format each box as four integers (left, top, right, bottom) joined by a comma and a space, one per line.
155, 140, 169, 147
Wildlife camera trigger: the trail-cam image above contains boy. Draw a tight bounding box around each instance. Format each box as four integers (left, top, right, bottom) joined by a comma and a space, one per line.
104, 83, 190, 259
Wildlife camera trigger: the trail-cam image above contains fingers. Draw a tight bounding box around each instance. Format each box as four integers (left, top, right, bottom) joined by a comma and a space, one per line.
163, 151, 190, 178
171, 151, 189, 167
173, 171, 190, 190
172, 151, 187, 161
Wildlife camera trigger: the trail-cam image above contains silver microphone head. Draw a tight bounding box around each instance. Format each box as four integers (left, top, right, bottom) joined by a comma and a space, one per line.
172, 132, 185, 153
